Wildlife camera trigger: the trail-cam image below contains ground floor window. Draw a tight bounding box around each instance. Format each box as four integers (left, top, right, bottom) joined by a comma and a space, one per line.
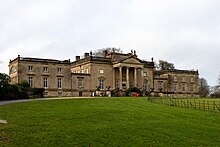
122, 81, 126, 89
58, 91, 62, 96
28, 77, 33, 87
100, 80, 104, 90
130, 81, 134, 87
78, 79, 83, 88
158, 81, 163, 91
115, 81, 118, 89
173, 84, 177, 92
190, 84, 194, 92
44, 92, 48, 96
57, 78, 62, 89
182, 83, 186, 92
143, 83, 147, 91
43, 77, 48, 88
79, 91, 82, 97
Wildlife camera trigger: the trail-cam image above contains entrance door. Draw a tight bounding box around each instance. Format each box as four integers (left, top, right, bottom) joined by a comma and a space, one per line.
79, 91, 83, 97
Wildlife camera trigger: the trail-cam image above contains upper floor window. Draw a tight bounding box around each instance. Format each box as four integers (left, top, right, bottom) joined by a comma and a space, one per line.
191, 76, 194, 82
43, 67, 48, 72
78, 79, 83, 88
28, 66, 33, 71
58, 68, 62, 73
100, 69, 104, 74
86, 68, 89, 74
182, 76, 185, 81
10, 66, 17, 73
81, 69, 84, 73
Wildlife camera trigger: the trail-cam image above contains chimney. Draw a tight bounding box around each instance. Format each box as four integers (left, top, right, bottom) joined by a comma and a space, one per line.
103, 50, 108, 57
84, 53, 89, 58
75, 56, 80, 61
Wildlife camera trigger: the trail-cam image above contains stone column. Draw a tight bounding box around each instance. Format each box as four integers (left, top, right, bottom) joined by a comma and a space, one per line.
141, 68, 144, 89
119, 66, 122, 89
113, 68, 115, 89
134, 67, 137, 87
126, 67, 129, 88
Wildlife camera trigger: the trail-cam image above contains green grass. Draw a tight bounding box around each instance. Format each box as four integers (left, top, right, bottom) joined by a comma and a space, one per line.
0, 97, 220, 146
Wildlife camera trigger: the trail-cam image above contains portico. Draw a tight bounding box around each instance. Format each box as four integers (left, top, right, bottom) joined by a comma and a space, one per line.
113, 62, 143, 90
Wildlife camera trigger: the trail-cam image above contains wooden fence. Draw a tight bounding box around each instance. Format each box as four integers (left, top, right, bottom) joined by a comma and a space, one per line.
148, 97, 220, 113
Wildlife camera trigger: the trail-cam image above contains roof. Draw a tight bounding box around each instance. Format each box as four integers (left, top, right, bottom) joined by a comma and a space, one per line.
155, 69, 199, 75
10, 56, 71, 64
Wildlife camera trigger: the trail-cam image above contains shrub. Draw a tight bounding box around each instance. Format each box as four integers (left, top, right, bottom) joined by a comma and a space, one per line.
32, 88, 45, 98
126, 87, 141, 96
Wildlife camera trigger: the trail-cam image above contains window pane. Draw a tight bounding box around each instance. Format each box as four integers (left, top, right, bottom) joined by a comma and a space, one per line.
100, 69, 104, 74
78, 79, 83, 87
43, 77, 48, 88
58, 78, 62, 89
100, 80, 104, 90
28, 77, 33, 87
28, 66, 33, 71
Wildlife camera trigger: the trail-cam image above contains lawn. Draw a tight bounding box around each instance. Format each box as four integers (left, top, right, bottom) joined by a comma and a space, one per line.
0, 97, 220, 146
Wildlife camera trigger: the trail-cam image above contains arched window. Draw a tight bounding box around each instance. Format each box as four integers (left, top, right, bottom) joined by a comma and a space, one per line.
98, 76, 106, 90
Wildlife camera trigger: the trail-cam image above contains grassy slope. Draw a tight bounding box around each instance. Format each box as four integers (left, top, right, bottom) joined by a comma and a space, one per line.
0, 97, 220, 146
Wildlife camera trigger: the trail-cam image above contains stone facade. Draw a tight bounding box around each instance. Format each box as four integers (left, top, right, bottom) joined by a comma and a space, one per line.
8, 50, 199, 97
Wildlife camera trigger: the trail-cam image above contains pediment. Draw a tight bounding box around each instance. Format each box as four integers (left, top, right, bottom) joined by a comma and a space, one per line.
121, 57, 141, 64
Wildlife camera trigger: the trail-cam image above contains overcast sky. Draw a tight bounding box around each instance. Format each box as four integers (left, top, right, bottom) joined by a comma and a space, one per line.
1, 0, 220, 86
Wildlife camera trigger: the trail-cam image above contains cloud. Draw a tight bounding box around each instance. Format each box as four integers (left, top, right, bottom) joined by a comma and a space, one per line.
1, 0, 220, 86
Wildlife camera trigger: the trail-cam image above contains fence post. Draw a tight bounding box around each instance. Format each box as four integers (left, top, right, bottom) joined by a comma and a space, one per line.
203, 100, 205, 110
213, 101, 215, 111
198, 100, 200, 110
219, 102, 220, 112
207, 101, 209, 111
186, 99, 189, 108
194, 100, 196, 109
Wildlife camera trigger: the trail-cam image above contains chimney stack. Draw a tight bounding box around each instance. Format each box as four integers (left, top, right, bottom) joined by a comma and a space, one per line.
103, 50, 108, 57
84, 53, 89, 58
76, 56, 80, 61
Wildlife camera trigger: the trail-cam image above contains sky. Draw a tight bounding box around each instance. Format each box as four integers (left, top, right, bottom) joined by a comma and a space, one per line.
0, 0, 220, 86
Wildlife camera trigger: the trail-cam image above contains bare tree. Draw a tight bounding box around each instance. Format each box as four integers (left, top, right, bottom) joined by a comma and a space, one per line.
92, 47, 123, 57
217, 72, 220, 87
198, 77, 210, 97
157, 60, 175, 70
210, 72, 220, 98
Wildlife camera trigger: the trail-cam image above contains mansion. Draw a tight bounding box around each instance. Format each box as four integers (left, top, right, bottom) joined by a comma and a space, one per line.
9, 49, 199, 97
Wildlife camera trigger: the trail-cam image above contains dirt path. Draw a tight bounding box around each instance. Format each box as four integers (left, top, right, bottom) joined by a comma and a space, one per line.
0, 97, 105, 106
